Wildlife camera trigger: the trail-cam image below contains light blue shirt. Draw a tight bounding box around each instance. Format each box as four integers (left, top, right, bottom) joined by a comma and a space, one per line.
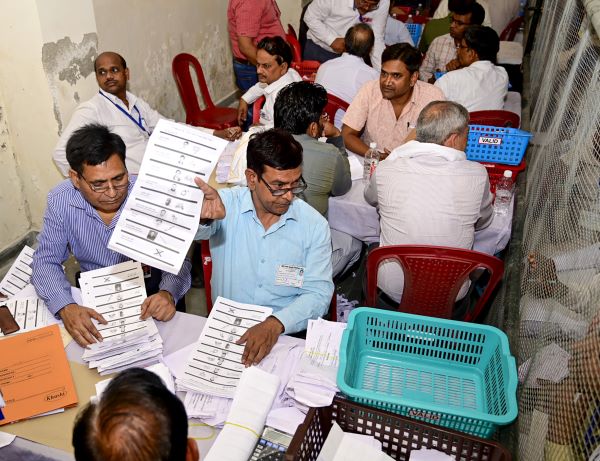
194, 187, 333, 333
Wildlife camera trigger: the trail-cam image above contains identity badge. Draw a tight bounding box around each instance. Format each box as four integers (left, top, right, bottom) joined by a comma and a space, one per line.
275, 264, 304, 288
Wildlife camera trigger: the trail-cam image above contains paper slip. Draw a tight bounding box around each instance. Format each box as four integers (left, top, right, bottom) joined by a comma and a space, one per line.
108, 119, 227, 274
305, 318, 346, 367
0, 324, 78, 425
79, 261, 157, 344
0, 431, 15, 448
178, 297, 272, 398
0, 246, 35, 298
0, 297, 57, 337
409, 448, 455, 461
520, 342, 571, 388
184, 392, 232, 427
94, 362, 175, 401
317, 422, 394, 461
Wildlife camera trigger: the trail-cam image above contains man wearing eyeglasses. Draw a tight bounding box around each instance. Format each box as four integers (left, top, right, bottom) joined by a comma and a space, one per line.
419, 2, 485, 82
53, 52, 241, 177
304, 0, 390, 71
33, 124, 191, 347
194, 129, 334, 367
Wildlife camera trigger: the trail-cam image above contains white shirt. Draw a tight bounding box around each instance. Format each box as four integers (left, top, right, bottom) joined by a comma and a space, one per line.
241, 68, 303, 126
435, 60, 509, 111
315, 53, 379, 128
433, 0, 493, 28
364, 140, 493, 302
304, 0, 390, 71
53, 90, 162, 176
384, 17, 414, 47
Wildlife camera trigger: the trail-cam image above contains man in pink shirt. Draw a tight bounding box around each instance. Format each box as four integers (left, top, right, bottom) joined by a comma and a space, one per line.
227, 0, 286, 92
342, 43, 445, 160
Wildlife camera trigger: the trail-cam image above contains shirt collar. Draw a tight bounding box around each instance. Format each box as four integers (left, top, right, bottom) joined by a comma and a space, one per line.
389, 140, 467, 162
99, 88, 137, 108
263, 69, 296, 95
239, 186, 299, 225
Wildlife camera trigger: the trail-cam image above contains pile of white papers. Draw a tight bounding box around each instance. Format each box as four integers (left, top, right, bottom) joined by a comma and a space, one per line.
286, 318, 347, 408
108, 119, 227, 275
176, 297, 272, 398
79, 261, 163, 375
0, 245, 35, 298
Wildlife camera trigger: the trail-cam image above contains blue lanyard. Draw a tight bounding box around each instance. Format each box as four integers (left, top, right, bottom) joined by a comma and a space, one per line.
99, 91, 150, 135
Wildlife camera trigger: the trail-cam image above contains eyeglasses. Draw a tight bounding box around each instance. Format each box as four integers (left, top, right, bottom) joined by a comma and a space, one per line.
456, 43, 470, 50
259, 175, 307, 197
357, 0, 380, 12
79, 173, 129, 193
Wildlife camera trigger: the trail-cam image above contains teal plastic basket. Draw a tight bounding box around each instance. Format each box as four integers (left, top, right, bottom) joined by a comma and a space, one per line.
466, 125, 532, 165
406, 23, 424, 46
337, 308, 518, 439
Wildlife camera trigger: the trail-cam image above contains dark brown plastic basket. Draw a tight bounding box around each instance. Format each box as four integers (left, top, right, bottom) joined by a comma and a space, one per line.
285, 396, 511, 461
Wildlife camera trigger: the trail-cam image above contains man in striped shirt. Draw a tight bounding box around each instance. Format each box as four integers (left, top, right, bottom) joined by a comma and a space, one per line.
33, 124, 191, 347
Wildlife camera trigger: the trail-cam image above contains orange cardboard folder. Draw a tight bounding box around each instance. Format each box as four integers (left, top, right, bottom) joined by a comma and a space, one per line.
0, 324, 78, 425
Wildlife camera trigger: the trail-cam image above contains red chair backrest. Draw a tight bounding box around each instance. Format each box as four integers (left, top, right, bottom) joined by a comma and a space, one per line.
469, 110, 520, 128
202, 240, 337, 321
286, 33, 303, 62
287, 24, 298, 41
324, 93, 350, 121
252, 96, 265, 125
500, 16, 523, 41
172, 53, 215, 125
366, 245, 504, 321
200, 240, 213, 313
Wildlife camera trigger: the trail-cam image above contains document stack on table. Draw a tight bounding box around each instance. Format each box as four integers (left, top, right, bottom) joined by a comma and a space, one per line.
0, 245, 35, 298
80, 261, 163, 375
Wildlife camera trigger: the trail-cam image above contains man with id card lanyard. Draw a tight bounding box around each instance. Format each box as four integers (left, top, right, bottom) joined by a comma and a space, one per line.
194, 129, 334, 367
53, 51, 241, 177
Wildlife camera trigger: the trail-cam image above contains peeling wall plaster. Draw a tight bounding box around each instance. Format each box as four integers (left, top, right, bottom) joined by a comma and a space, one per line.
41, 33, 98, 134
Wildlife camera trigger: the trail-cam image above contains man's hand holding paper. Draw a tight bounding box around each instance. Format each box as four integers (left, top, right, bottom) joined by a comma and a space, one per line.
237, 316, 284, 366
195, 177, 226, 221
59, 303, 107, 347
140, 290, 176, 321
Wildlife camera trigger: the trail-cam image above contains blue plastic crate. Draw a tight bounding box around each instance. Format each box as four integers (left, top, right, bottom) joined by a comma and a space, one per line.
466, 124, 532, 165
434, 71, 447, 80
337, 308, 518, 439
405, 23, 424, 46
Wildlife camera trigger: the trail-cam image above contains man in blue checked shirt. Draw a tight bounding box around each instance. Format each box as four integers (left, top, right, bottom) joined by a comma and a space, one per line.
32, 124, 191, 347
194, 129, 334, 366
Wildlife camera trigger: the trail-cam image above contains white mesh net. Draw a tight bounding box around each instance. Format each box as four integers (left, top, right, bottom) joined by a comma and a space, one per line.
518, 0, 600, 458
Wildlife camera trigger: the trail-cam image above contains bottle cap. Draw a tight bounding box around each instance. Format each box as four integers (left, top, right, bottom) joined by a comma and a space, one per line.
369, 142, 377, 149
503, 170, 513, 178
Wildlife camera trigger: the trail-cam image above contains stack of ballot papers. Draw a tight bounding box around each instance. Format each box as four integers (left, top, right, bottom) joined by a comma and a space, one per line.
286, 318, 347, 408
80, 261, 163, 375
176, 297, 273, 398
317, 422, 393, 461
0, 245, 35, 298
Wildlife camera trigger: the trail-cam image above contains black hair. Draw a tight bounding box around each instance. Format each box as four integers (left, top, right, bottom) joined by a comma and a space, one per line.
94, 52, 127, 71
247, 128, 303, 176
452, 1, 485, 26
66, 124, 126, 175
72, 368, 188, 461
344, 23, 375, 63
257, 36, 293, 67
274, 82, 328, 135
381, 43, 422, 73
464, 25, 500, 62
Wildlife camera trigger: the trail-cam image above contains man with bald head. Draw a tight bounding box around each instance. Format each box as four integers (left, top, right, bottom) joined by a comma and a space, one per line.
53, 52, 240, 176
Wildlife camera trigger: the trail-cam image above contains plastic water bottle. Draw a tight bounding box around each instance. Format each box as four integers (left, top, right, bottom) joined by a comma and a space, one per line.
363, 142, 379, 183
415, 3, 424, 15
406, 14, 414, 24
494, 170, 514, 216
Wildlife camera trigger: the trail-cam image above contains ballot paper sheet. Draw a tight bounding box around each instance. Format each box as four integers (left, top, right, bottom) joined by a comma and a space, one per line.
178, 297, 272, 398
0, 245, 35, 297
108, 119, 227, 274
79, 260, 157, 343
0, 297, 57, 337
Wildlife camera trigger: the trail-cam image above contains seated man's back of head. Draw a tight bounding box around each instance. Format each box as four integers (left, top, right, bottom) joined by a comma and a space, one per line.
73, 368, 198, 461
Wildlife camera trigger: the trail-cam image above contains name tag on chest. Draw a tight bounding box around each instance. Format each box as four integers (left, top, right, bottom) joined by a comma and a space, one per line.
275, 264, 304, 288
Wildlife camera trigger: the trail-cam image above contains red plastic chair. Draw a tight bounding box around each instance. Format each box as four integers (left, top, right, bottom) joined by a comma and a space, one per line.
287, 24, 298, 41
286, 33, 320, 80
469, 110, 520, 128
323, 93, 350, 122
201, 240, 337, 321
172, 53, 238, 129
366, 245, 504, 321
500, 16, 523, 41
